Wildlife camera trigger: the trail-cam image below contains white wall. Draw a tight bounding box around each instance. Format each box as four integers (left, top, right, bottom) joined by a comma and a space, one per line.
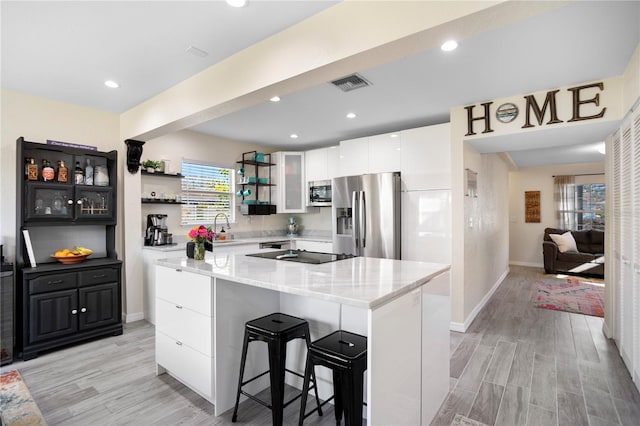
462, 147, 511, 326
0, 89, 121, 262
508, 162, 605, 268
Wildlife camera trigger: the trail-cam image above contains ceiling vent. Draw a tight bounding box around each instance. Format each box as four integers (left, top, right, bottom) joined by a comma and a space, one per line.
330, 74, 371, 92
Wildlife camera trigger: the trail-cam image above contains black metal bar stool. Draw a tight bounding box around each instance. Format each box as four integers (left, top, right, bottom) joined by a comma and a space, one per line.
231, 312, 322, 425
298, 330, 367, 426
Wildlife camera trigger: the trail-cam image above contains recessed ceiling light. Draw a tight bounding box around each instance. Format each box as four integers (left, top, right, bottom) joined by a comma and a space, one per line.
226, 0, 247, 7
104, 80, 119, 88
290, 134, 299, 139
441, 40, 458, 52
270, 96, 281, 102
346, 112, 357, 119
390, 134, 399, 138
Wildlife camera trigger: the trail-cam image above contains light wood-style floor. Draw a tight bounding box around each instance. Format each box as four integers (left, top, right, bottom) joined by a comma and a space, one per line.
432, 266, 640, 426
7, 266, 640, 425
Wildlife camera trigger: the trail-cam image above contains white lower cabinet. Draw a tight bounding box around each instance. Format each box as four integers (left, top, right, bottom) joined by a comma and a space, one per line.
155, 265, 214, 403
156, 331, 214, 399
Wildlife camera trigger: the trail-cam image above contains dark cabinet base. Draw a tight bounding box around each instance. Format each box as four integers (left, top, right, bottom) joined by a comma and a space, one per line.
21, 323, 123, 361
17, 259, 123, 361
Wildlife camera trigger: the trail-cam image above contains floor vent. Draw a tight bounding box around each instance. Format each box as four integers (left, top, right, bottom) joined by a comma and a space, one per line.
330, 73, 371, 92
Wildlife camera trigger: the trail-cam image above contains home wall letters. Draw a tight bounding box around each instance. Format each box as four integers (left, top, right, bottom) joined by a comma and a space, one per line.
465, 82, 607, 136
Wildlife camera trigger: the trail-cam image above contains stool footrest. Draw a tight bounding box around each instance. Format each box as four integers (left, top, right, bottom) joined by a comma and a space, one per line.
239, 383, 320, 411
240, 369, 270, 387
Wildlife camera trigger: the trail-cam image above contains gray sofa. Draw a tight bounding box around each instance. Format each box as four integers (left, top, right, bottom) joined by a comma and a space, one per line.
542, 227, 604, 278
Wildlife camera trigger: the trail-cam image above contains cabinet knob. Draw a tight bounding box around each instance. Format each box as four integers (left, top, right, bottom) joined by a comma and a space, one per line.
67, 199, 74, 205
175, 305, 183, 309
175, 341, 183, 346
71, 309, 78, 315
81, 307, 87, 313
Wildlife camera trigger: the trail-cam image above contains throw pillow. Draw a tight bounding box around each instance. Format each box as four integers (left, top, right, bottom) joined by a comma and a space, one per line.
550, 231, 578, 253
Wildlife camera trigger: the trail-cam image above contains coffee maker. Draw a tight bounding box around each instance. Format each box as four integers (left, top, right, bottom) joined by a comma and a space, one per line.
145, 214, 168, 246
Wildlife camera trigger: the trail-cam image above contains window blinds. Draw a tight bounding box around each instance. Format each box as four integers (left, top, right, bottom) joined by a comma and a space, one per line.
181, 160, 234, 225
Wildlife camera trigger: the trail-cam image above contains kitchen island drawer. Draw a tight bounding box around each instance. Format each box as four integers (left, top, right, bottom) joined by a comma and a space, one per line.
155, 298, 212, 357
29, 272, 77, 294
156, 331, 213, 400
155, 266, 211, 316
79, 267, 118, 286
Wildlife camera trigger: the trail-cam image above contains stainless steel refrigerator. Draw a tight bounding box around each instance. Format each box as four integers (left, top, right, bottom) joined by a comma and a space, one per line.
332, 172, 401, 259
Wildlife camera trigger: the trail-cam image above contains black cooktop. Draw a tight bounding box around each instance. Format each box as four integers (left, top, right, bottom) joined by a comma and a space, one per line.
246, 249, 355, 264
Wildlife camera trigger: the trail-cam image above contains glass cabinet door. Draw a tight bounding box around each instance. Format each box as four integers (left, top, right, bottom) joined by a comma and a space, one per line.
25, 183, 74, 221
74, 187, 113, 221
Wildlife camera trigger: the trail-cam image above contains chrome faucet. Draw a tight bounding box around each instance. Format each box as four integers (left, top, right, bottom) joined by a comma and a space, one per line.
213, 213, 230, 239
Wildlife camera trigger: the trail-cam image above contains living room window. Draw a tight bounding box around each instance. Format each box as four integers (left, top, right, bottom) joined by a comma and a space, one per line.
180, 160, 235, 225
575, 183, 605, 231
554, 174, 605, 231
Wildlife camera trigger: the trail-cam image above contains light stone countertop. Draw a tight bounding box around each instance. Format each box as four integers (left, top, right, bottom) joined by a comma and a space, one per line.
156, 254, 449, 309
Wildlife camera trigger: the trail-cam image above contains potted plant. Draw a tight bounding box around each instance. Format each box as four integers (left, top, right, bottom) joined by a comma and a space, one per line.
141, 160, 160, 173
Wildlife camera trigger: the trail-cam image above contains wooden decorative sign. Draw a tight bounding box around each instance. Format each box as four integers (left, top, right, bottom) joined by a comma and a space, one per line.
525, 191, 541, 223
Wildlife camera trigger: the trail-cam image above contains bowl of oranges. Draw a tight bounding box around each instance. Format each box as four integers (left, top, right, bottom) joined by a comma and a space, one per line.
51, 247, 93, 264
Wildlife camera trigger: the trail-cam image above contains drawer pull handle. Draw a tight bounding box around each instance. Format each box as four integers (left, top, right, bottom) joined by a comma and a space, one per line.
48, 280, 63, 285
175, 305, 183, 309
93, 274, 106, 278
175, 268, 182, 272
81, 307, 87, 313
71, 309, 78, 315
176, 341, 183, 346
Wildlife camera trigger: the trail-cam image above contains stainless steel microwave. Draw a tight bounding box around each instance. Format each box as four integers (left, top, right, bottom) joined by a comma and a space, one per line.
308, 180, 332, 206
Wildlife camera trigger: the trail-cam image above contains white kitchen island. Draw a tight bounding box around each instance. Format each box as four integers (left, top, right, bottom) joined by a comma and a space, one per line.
155, 253, 450, 425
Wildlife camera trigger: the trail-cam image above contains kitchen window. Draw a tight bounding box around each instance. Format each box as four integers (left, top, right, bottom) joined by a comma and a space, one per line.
180, 160, 235, 225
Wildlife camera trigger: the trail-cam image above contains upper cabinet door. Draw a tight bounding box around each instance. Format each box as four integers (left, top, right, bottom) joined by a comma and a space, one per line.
305, 148, 328, 182
368, 132, 401, 174
400, 123, 451, 191
339, 136, 369, 177
272, 151, 306, 213
24, 183, 74, 221
326, 146, 340, 179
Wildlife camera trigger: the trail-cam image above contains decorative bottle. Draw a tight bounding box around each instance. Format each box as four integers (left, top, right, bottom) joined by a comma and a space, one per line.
41, 159, 55, 182
74, 161, 85, 184
26, 157, 38, 181
85, 158, 94, 185
56, 160, 68, 183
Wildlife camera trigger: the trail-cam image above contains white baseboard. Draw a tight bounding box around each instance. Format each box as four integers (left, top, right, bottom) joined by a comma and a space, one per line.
450, 322, 465, 332
124, 312, 145, 323
449, 267, 510, 333
509, 261, 543, 268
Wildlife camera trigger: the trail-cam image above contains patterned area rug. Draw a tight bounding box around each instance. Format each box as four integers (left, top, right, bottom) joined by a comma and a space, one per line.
534, 276, 605, 317
0, 369, 47, 425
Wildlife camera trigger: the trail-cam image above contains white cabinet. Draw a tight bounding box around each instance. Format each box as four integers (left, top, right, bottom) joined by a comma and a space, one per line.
327, 146, 340, 179
295, 239, 333, 253
369, 132, 401, 173
401, 190, 451, 264
305, 148, 328, 182
339, 132, 401, 177
155, 265, 214, 402
400, 123, 451, 191
306, 146, 340, 182
339, 136, 369, 176
271, 151, 306, 213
